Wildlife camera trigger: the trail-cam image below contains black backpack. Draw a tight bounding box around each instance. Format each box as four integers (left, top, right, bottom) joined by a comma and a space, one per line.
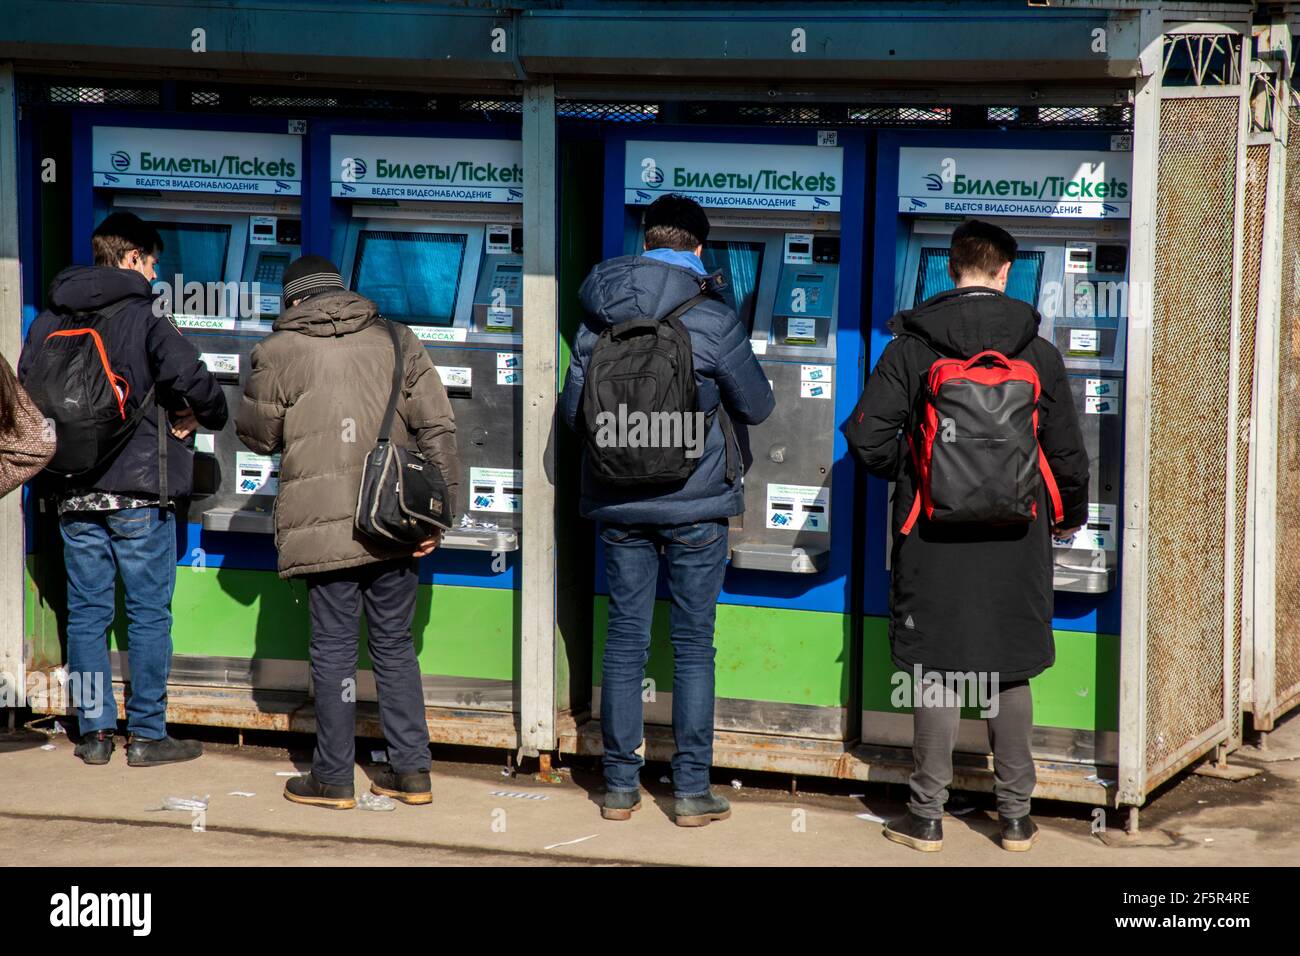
581, 292, 735, 488
23, 300, 158, 479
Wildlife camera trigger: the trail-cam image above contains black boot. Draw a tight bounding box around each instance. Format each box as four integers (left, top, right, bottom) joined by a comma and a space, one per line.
125, 734, 202, 767
601, 789, 642, 821
673, 791, 731, 828
1000, 814, 1039, 852
74, 730, 115, 766
285, 772, 356, 810
883, 811, 943, 852
370, 769, 432, 806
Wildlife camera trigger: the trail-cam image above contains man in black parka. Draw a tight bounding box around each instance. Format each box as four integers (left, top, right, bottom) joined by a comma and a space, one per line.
846, 219, 1089, 853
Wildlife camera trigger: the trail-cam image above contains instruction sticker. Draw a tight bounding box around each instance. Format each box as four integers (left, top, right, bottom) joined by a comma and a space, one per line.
1053, 503, 1117, 552
470, 467, 522, 513
411, 326, 468, 343
801, 365, 832, 383
800, 380, 832, 400
235, 452, 280, 496
497, 352, 521, 369
786, 317, 817, 344
497, 368, 521, 386
765, 483, 829, 533
486, 306, 514, 331
1084, 377, 1116, 397
1068, 328, 1101, 356
436, 366, 472, 389
198, 353, 239, 376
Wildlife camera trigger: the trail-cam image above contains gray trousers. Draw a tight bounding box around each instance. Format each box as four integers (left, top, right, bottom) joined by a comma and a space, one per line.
908, 677, 1035, 820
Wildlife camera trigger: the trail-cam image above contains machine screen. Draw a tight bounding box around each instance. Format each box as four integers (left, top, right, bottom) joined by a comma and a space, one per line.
914, 248, 1045, 308
701, 240, 764, 332
152, 222, 231, 288
352, 230, 466, 326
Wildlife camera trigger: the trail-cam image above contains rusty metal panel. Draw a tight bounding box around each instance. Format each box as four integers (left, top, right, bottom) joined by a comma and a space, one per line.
1143, 95, 1237, 776
1272, 107, 1300, 725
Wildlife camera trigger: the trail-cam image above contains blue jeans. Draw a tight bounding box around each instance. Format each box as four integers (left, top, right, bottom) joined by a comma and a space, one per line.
59, 507, 177, 739
600, 518, 728, 798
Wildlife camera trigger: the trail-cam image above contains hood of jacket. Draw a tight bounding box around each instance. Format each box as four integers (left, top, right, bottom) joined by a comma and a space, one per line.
274, 287, 379, 337
48, 265, 154, 315
890, 286, 1041, 360
578, 255, 723, 330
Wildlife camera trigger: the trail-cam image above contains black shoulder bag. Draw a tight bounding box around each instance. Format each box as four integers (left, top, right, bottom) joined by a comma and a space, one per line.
354, 320, 452, 544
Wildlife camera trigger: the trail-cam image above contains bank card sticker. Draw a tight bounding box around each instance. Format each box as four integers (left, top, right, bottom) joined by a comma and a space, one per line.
801, 380, 832, 400
1086, 396, 1119, 415
801, 364, 832, 383
412, 326, 468, 343
497, 352, 521, 369
750, 338, 768, 356
497, 368, 521, 386
786, 316, 817, 343
436, 366, 472, 389
235, 452, 280, 496
1084, 378, 1114, 398
487, 306, 514, 330
470, 467, 522, 514
765, 483, 829, 533
195, 433, 216, 455
1069, 328, 1100, 356
198, 352, 239, 376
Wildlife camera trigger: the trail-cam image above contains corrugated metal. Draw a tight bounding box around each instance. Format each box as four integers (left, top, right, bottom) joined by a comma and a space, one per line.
1143, 96, 1237, 774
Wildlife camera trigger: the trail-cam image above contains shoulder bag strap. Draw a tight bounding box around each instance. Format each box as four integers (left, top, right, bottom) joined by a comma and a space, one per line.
378, 319, 404, 444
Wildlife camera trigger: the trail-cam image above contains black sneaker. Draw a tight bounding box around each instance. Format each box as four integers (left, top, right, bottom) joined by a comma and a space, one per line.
601, 789, 642, 821
1000, 814, 1039, 852
673, 791, 731, 828
284, 772, 356, 810
370, 769, 432, 806
74, 730, 115, 766
125, 734, 203, 767
883, 811, 943, 852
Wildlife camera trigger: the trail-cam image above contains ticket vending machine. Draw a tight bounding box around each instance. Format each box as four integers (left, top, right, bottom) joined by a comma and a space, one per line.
82, 123, 304, 534
588, 131, 865, 744
863, 136, 1134, 766
323, 128, 525, 714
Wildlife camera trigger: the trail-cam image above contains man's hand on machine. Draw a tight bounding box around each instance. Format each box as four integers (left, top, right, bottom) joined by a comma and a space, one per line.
1052, 524, 1082, 542
169, 408, 198, 440
412, 532, 443, 558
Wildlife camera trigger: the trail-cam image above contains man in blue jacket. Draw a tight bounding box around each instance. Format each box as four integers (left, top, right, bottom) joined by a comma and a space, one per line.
561, 194, 774, 826
20, 212, 228, 767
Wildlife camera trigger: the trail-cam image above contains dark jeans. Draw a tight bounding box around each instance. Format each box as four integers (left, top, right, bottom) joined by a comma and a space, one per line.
59, 507, 176, 739
600, 518, 728, 798
305, 558, 430, 787
908, 677, 1036, 819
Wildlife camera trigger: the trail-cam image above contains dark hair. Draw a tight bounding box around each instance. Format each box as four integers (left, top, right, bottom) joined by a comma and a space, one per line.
92, 212, 164, 268
643, 194, 710, 251
949, 219, 1017, 281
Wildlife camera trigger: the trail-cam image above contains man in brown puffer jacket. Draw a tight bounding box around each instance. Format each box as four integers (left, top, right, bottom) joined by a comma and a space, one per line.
236, 255, 461, 811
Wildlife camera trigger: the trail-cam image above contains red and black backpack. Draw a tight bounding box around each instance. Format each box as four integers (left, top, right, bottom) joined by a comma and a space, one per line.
899, 339, 1063, 535
23, 300, 155, 478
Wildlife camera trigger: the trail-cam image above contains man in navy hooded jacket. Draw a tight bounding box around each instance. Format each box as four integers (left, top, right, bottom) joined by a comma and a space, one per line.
20, 212, 228, 768
561, 194, 774, 827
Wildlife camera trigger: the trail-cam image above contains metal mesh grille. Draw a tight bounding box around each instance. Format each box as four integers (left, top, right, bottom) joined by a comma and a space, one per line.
1273, 107, 1300, 714
557, 101, 659, 124
1233, 143, 1268, 738
1143, 96, 1237, 772
45, 84, 159, 106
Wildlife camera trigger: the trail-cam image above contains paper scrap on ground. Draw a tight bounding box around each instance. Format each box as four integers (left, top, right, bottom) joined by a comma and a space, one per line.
856, 812, 886, 824
276, 771, 308, 777
544, 834, 597, 850
40, 743, 55, 751
161, 795, 209, 812
491, 790, 549, 801
228, 791, 256, 797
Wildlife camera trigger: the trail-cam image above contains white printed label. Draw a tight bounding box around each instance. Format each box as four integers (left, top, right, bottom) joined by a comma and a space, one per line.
235, 452, 280, 496
1086, 395, 1119, 415
1053, 503, 1117, 552
195, 433, 216, 455
172, 315, 236, 331
249, 215, 277, 245
470, 467, 522, 513
750, 338, 768, 356
198, 352, 239, 376
765, 483, 829, 532
1084, 377, 1115, 397
784, 233, 814, 265
485, 225, 513, 255
436, 366, 472, 389
800, 364, 832, 383
1069, 328, 1100, 355
816, 130, 838, 147
496, 351, 521, 369
411, 326, 468, 343
497, 368, 521, 386
800, 380, 831, 400
786, 317, 817, 342
487, 306, 514, 329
